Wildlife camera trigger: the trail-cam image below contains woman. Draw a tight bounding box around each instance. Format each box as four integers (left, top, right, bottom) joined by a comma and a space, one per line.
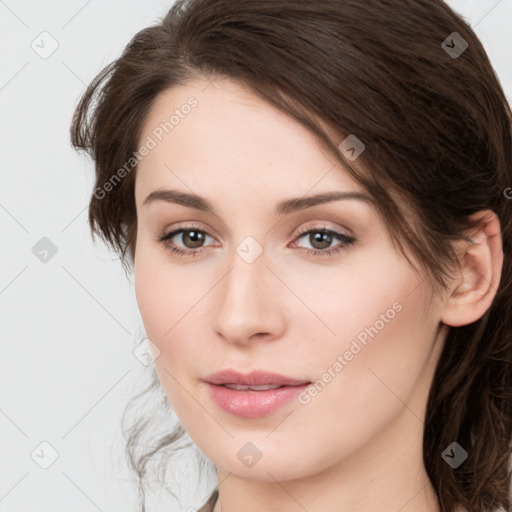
70, 1, 512, 511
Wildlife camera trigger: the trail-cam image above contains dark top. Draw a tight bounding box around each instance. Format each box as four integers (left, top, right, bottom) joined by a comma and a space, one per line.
197, 488, 219, 512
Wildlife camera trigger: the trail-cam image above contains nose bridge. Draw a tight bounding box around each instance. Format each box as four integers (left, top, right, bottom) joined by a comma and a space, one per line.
212, 240, 283, 344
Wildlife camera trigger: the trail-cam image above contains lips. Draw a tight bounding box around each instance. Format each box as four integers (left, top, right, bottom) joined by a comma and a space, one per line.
203, 369, 311, 418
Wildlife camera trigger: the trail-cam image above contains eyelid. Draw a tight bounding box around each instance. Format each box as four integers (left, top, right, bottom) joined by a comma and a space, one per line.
157, 221, 219, 243
292, 222, 352, 238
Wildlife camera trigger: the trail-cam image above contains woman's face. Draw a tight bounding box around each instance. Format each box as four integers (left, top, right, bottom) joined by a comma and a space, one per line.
133, 78, 447, 483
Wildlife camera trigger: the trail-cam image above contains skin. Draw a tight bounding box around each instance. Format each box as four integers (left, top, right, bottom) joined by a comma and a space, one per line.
133, 77, 503, 512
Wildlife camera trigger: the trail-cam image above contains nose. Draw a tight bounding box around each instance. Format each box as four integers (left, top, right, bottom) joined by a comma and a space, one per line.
212, 249, 286, 346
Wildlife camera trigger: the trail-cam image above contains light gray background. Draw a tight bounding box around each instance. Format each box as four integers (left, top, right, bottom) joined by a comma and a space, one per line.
1, 1, 511, 511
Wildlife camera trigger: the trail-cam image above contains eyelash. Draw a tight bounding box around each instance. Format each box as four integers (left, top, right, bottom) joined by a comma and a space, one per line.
158, 224, 357, 258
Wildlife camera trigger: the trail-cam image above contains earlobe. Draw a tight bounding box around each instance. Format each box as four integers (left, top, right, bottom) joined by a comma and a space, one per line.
440, 210, 503, 327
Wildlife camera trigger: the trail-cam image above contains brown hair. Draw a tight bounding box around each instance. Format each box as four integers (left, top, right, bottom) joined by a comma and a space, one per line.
70, 1, 512, 510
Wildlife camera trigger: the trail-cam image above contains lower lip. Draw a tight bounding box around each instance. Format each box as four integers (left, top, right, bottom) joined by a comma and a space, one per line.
205, 382, 310, 418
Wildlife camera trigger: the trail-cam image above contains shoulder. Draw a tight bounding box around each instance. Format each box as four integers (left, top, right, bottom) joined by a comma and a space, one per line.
197, 488, 219, 512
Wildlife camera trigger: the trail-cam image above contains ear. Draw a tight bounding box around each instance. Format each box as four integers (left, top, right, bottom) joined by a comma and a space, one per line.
440, 210, 503, 327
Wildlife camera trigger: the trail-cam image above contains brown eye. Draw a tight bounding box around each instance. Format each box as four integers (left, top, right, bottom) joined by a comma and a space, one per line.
179, 229, 207, 249
293, 227, 356, 255
160, 228, 215, 256
307, 231, 334, 250
159, 225, 356, 259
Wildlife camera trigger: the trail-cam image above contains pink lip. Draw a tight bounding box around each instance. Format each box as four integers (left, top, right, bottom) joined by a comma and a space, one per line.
203, 369, 311, 418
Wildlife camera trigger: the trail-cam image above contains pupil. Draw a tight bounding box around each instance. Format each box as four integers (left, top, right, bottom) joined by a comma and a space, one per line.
311, 231, 331, 249
184, 230, 204, 248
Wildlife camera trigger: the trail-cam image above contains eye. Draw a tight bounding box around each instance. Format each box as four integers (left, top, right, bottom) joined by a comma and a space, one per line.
158, 224, 357, 258
290, 226, 357, 257
159, 226, 217, 257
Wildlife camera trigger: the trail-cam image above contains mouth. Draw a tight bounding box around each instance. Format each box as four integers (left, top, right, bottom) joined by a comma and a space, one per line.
203, 369, 311, 418
220, 383, 287, 391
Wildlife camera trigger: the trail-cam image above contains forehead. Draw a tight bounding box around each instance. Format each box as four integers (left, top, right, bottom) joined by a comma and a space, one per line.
134, 78, 368, 211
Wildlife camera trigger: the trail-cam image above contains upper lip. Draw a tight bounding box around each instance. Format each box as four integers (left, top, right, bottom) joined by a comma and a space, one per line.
204, 369, 310, 386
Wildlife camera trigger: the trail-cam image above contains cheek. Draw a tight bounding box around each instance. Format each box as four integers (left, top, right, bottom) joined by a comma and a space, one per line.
134, 240, 212, 369
135, 239, 188, 336
283, 246, 418, 351
134, 257, 168, 342
293, 251, 432, 413
134, 248, 200, 415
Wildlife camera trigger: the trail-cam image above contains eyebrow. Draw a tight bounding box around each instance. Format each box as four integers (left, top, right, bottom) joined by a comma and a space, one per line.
142, 189, 373, 215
